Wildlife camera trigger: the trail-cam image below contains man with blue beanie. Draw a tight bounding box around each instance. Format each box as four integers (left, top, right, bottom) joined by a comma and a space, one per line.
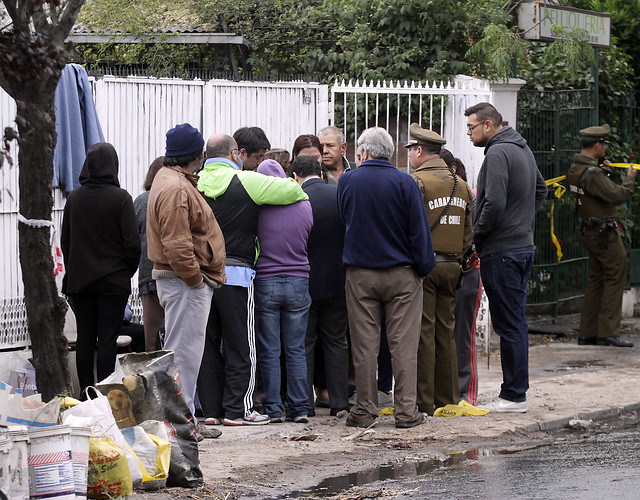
147, 123, 226, 438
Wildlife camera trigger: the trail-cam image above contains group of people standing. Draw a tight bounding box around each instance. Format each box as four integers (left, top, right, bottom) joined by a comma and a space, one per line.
62, 100, 557, 438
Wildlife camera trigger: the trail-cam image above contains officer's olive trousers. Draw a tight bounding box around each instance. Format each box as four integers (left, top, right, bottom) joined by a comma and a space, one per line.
579, 230, 626, 339
417, 261, 461, 415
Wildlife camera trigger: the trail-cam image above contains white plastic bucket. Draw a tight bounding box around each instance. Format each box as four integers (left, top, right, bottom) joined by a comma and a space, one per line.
27, 424, 75, 499
69, 427, 91, 499
3, 425, 30, 499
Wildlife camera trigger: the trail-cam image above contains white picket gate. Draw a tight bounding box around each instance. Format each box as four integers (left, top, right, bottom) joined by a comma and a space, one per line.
330, 75, 494, 186
330, 76, 501, 355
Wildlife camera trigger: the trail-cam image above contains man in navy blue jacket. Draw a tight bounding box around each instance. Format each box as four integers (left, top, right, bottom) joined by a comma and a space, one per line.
337, 127, 435, 429
291, 156, 350, 417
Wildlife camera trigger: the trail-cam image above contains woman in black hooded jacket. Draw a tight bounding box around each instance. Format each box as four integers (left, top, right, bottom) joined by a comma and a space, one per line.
61, 142, 140, 397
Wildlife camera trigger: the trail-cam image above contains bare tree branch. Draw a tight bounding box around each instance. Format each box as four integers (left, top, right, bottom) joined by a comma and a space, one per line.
32, 5, 49, 33
2, 1, 21, 28
57, 0, 85, 39
50, 3, 60, 25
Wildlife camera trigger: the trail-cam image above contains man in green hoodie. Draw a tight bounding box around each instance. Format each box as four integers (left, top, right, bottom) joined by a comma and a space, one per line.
196, 133, 309, 426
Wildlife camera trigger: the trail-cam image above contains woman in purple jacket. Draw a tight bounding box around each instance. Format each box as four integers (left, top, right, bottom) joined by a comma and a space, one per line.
254, 159, 313, 422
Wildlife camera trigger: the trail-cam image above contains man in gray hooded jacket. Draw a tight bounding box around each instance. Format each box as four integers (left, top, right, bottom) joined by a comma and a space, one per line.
465, 102, 547, 413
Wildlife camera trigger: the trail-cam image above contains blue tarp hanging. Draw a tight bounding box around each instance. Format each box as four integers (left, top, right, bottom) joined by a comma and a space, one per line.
53, 63, 105, 195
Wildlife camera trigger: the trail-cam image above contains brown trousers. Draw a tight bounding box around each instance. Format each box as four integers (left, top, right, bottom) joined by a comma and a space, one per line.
345, 266, 423, 425
417, 262, 461, 415
141, 290, 165, 351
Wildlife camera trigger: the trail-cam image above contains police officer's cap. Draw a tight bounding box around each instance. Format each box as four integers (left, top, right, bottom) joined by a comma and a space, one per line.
580, 124, 611, 143
405, 123, 446, 148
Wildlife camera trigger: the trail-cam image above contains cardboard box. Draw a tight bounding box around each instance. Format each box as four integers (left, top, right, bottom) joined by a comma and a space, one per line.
0, 381, 59, 428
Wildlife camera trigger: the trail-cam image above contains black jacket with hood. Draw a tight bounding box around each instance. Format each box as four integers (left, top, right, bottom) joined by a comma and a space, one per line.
473, 126, 548, 257
61, 142, 140, 294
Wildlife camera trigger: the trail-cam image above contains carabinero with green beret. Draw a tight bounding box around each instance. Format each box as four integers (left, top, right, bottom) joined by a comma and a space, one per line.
406, 123, 473, 415
566, 123, 637, 347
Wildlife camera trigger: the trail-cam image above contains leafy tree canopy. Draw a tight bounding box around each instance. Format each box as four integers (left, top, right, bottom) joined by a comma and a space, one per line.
72, 0, 636, 91
289, 0, 471, 82
76, 0, 205, 33
569, 0, 640, 73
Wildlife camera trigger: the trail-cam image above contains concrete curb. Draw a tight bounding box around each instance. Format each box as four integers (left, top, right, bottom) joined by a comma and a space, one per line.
520, 402, 640, 433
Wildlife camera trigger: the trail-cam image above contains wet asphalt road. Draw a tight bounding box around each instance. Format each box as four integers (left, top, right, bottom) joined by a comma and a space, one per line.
294, 418, 640, 499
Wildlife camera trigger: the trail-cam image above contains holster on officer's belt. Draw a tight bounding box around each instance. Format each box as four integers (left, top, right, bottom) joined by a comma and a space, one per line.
580, 216, 617, 249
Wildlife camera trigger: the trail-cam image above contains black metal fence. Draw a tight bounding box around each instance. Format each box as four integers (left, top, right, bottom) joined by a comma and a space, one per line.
518, 89, 640, 315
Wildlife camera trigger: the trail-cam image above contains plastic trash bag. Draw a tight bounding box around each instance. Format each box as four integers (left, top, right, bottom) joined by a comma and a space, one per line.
87, 436, 133, 499
434, 400, 490, 417
121, 423, 171, 490
97, 351, 203, 488
62, 387, 143, 487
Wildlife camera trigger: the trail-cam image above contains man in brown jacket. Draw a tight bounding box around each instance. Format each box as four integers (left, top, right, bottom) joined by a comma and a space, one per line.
147, 123, 226, 422
408, 123, 473, 415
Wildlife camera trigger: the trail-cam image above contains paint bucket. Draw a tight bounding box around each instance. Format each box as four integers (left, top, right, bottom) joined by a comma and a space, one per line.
27, 424, 75, 499
1, 426, 31, 500
4, 425, 30, 499
69, 426, 91, 499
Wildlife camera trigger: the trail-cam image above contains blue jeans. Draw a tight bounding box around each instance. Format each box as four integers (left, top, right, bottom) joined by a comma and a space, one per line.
480, 246, 534, 403
255, 276, 312, 417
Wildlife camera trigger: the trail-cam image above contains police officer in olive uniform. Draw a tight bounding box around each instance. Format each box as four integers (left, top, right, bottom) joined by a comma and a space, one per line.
407, 123, 474, 414
567, 124, 636, 347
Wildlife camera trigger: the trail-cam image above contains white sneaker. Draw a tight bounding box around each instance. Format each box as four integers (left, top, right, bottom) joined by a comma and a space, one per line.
223, 410, 270, 426
480, 397, 528, 413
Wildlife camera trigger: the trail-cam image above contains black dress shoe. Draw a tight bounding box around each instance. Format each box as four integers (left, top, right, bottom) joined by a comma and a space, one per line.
578, 337, 596, 345
596, 336, 634, 347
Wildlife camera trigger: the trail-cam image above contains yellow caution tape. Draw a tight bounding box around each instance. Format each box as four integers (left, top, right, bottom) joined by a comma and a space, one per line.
541, 162, 634, 263
608, 162, 640, 170
545, 175, 566, 186
546, 178, 566, 262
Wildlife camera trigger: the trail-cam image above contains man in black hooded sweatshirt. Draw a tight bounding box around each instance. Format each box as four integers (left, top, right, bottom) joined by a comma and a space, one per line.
62, 142, 140, 397
464, 103, 547, 414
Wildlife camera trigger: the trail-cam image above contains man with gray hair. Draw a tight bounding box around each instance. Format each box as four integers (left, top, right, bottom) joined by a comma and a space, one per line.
337, 127, 435, 429
319, 126, 354, 183
197, 133, 309, 426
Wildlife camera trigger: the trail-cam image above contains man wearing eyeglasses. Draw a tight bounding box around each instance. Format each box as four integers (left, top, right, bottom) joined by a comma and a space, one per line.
567, 124, 636, 348
464, 102, 547, 413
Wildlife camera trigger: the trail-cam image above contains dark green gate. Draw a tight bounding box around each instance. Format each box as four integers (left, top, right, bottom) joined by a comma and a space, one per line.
517, 89, 596, 315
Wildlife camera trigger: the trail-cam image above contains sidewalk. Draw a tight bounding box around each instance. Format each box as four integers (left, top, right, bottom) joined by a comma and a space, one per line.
133, 314, 640, 499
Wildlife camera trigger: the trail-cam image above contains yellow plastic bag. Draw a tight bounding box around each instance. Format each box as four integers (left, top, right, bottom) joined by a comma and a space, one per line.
434, 400, 489, 417
87, 436, 133, 498
121, 425, 171, 490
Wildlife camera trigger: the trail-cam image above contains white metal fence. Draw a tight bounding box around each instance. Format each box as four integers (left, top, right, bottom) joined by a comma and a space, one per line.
330, 75, 493, 187
330, 76, 496, 351
1, 74, 514, 349
0, 76, 329, 349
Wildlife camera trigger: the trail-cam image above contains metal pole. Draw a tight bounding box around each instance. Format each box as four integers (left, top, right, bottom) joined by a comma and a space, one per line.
591, 48, 599, 124
553, 92, 560, 318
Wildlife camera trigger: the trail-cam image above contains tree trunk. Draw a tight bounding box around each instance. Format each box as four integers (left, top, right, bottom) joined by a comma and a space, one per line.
17, 97, 71, 400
